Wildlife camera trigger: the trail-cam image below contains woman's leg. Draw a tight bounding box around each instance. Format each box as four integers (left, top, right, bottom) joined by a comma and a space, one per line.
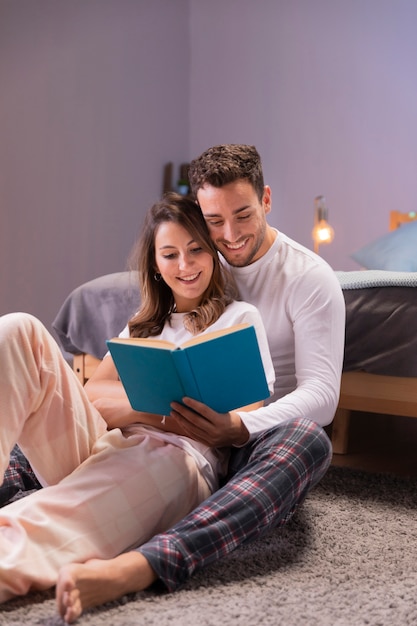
0, 429, 211, 602
0, 313, 107, 485
56, 552, 155, 623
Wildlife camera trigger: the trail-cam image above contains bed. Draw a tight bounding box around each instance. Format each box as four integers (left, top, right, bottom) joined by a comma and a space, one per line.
52, 211, 417, 455
331, 270, 417, 452
331, 209, 417, 452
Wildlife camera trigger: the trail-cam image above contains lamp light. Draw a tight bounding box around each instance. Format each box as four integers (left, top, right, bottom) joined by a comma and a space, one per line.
312, 195, 334, 254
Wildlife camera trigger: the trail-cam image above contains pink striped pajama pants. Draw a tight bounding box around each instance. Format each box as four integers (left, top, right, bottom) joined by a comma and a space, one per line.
0, 313, 210, 602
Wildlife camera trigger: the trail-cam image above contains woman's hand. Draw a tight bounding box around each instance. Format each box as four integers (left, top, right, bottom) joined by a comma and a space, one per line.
91, 396, 189, 435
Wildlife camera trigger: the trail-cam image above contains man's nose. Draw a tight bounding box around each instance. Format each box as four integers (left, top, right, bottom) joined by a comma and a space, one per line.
222, 221, 238, 242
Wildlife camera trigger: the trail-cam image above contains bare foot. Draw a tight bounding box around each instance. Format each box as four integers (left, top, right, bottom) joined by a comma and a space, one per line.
55, 552, 157, 623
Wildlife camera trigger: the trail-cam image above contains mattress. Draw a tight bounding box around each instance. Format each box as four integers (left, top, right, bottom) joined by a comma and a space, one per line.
336, 270, 417, 377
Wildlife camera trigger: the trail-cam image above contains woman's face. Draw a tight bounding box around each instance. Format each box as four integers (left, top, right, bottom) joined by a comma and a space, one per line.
154, 221, 214, 312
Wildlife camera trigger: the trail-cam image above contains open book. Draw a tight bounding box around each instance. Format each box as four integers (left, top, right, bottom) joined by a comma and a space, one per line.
107, 323, 270, 416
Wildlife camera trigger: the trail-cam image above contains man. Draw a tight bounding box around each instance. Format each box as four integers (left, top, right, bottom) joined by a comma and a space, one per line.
55, 144, 345, 621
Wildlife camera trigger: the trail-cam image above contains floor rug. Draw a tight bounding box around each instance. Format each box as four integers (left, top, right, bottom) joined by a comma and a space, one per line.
1, 466, 416, 625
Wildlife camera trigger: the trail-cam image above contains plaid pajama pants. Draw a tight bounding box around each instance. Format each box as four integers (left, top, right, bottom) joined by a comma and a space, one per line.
0, 445, 41, 506
139, 417, 332, 592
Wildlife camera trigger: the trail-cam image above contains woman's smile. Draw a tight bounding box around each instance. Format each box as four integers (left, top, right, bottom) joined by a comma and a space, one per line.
177, 271, 201, 283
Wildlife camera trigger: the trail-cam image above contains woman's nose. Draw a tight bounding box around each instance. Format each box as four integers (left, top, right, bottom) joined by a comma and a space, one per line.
178, 253, 193, 270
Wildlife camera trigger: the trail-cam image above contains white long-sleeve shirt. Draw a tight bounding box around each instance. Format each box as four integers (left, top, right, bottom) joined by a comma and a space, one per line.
226, 230, 346, 439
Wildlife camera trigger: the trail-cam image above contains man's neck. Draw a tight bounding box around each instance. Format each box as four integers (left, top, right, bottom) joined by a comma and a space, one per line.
265, 225, 278, 248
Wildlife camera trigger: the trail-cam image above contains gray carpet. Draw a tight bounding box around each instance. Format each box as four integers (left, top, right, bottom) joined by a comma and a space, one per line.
1, 466, 416, 626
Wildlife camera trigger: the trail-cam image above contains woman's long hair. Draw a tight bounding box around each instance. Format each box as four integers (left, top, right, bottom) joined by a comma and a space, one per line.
128, 192, 236, 338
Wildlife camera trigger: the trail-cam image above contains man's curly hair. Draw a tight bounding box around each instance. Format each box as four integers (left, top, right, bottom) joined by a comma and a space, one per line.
188, 144, 265, 202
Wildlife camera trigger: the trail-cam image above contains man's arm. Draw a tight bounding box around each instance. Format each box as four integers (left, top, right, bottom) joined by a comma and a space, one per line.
239, 264, 346, 436
171, 265, 346, 446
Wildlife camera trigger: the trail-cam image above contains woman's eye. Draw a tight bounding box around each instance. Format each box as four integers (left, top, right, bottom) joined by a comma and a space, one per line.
163, 253, 176, 260
190, 246, 203, 254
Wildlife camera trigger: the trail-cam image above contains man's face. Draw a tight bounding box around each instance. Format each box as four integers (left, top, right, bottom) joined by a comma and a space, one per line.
197, 180, 271, 267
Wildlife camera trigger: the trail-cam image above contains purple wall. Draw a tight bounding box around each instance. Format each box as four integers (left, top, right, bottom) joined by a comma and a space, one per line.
189, 0, 417, 270
2, 0, 417, 329
0, 0, 190, 328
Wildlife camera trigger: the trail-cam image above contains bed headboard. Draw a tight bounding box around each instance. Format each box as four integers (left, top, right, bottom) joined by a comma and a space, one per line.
389, 210, 417, 231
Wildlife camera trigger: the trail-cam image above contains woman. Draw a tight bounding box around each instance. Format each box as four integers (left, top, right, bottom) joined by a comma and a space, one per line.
0, 193, 274, 604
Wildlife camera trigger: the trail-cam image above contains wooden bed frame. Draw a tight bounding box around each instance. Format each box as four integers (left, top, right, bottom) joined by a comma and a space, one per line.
72, 210, 417, 456
331, 372, 417, 453
73, 353, 101, 386
389, 209, 417, 230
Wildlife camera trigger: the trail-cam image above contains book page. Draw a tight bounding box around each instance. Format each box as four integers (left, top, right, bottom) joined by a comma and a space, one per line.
109, 323, 250, 351
108, 337, 176, 350
180, 323, 250, 348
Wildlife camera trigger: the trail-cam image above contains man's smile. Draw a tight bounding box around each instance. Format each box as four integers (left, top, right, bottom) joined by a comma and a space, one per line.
222, 237, 250, 251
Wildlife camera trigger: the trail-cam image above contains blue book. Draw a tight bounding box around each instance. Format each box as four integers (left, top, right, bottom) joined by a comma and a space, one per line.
106, 323, 269, 416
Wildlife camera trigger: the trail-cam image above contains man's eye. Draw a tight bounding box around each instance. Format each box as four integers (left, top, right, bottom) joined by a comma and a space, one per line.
238, 214, 251, 220
208, 220, 223, 227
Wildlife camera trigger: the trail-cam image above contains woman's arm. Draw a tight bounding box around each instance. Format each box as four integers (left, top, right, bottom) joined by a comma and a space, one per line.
84, 356, 187, 435
85, 353, 260, 442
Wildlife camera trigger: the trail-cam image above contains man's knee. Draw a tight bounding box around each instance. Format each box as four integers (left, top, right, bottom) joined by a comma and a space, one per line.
252, 418, 332, 475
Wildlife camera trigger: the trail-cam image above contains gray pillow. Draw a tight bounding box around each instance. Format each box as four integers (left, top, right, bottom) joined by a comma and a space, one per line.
351, 220, 417, 271
52, 272, 140, 359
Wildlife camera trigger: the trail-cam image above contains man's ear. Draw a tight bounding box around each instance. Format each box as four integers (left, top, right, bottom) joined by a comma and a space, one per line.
263, 185, 272, 215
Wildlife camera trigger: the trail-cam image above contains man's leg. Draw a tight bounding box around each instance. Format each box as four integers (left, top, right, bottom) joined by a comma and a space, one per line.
0, 446, 41, 507
138, 417, 332, 591
55, 417, 331, 622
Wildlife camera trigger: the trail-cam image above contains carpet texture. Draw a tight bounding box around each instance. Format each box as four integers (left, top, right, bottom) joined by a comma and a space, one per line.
1, 466, 416, 626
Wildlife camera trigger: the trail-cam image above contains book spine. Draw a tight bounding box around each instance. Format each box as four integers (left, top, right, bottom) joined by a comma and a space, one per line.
171, 349, 202, 401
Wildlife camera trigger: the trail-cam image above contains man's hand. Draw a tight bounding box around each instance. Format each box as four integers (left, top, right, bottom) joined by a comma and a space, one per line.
170, 397, 250, 447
